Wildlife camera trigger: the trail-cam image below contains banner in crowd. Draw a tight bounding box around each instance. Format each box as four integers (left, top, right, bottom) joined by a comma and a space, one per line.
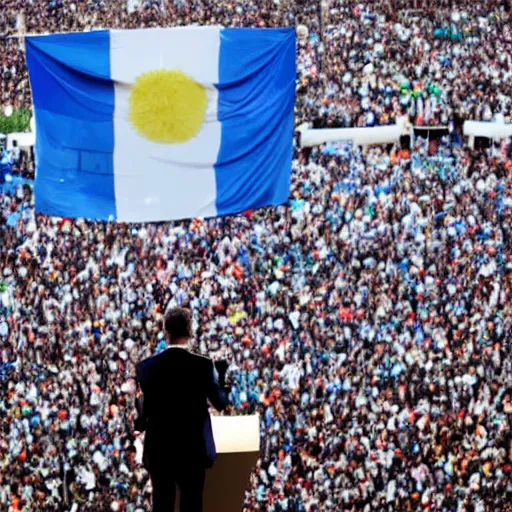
25, 27, 296, 222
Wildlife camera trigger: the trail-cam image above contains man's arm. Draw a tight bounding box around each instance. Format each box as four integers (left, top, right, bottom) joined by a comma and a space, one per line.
207, 360, 230, 412
133, 370, 148, 433
134, 392, 147, 433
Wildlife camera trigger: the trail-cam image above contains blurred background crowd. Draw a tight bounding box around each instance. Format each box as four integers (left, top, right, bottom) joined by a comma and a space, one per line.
1, 1, 512, 511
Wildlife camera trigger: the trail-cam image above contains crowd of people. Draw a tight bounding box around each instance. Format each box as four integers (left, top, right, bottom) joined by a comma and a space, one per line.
1, 1, 512, 511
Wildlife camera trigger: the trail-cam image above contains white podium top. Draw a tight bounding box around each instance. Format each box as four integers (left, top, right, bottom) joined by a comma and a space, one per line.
211, 415, 260, 454
134, 414, 261, 464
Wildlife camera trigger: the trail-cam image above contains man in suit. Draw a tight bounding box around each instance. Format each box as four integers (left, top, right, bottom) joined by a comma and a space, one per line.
135, 307, 230, 512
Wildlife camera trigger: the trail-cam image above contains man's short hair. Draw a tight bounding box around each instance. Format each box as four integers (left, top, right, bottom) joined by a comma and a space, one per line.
164, 307, 192, 342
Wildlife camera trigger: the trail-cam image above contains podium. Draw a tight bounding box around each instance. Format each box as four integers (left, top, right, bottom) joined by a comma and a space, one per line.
174, 415, 260, 512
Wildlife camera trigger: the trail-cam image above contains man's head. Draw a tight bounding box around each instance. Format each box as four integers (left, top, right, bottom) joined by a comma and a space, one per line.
164, 307, 192, 345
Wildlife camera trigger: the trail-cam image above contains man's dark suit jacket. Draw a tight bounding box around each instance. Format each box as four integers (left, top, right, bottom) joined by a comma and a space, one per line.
135, 347, 229, 471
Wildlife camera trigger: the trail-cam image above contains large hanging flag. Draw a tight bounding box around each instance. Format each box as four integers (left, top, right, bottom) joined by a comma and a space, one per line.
25, 27, 296, 222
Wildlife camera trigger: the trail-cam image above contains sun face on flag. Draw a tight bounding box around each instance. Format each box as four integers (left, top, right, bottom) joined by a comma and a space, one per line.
128, 69, 208, 144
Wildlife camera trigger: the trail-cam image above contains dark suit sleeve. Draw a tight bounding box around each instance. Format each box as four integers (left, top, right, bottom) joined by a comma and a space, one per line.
133, 368, 147, 433
134, 393, 147, 432
207, 361, 230, 412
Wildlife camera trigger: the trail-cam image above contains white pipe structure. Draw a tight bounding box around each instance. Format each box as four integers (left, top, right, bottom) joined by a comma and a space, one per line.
413, 125, 449, 131
463, 120, 512, 140
299, 118, 407, 148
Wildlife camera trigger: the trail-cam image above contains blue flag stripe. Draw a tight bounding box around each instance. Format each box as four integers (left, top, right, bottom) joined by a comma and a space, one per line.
26, 31, 116, 220
215, 28, 296, 216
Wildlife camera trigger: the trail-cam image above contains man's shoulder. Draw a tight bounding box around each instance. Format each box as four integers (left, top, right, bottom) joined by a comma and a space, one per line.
135, 352, 161, 382
187, 350, 214, 367
137, 348, 212, 369
136, 350, 164, 369
181, 351, 216, 376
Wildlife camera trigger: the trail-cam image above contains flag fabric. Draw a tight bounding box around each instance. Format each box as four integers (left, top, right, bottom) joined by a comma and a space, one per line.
26, 27, 296, 222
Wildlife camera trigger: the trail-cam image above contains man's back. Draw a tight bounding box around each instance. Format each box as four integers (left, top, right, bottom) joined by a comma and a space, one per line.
136, 347, 228, 468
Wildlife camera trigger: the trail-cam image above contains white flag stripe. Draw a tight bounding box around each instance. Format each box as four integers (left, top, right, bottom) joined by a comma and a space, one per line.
110, 27, 221, 85
111, 27, 221, 222
113, 161, 217, 222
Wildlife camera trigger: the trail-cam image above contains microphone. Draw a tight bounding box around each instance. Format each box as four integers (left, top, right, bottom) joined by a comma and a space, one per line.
214, 359, 229, 387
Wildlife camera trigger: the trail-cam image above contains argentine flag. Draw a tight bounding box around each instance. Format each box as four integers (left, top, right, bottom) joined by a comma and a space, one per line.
26, 27, 296, 222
